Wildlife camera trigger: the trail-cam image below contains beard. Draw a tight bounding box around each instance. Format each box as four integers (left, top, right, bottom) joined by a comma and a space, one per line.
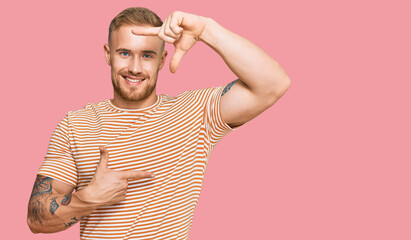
112, 71, 157, 102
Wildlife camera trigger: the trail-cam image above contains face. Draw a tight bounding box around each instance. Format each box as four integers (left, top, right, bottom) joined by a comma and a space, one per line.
104, 25, 167, 105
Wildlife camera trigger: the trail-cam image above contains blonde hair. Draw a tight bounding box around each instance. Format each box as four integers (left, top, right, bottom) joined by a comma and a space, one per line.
108, 7, 163, 44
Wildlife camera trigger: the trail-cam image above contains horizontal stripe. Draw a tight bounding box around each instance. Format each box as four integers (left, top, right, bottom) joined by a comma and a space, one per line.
38, 86, 232, 239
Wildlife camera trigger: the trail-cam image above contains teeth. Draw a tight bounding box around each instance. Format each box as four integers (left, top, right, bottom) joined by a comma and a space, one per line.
125, 77, 144, 83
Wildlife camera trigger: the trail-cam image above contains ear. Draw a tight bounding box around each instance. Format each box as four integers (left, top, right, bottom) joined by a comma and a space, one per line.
158, 50, 168, 71
104, 44, 111, 65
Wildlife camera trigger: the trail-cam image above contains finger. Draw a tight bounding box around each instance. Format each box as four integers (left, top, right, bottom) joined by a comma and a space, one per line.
158, 17, 178, 44
159, 35, 178, 44
164, 16, 180, 39
169, 15, 183, 36
98, 146, 109, 169
131, 27, 161, 36
170, 48, 186, 73
119, 170, 155, 180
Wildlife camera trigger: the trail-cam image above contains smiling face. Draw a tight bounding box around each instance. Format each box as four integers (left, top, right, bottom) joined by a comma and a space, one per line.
104, 24, 167, 109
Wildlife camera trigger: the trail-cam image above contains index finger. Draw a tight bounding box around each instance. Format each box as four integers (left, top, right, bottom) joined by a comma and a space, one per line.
119, 170, 155, 180
131, 27, 161, 36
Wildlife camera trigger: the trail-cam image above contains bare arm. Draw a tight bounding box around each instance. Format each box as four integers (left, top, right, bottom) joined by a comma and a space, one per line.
27, 175, 98, 233
200, 18, 291, 127
28, 147, 155, 233
132, 11, 291, 128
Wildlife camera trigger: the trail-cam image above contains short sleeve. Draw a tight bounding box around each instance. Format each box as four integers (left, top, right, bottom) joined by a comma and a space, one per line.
38, 115, 78, 188
204, 85, 235, 146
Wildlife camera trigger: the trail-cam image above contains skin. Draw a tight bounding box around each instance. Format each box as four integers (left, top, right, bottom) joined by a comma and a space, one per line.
104, 25, 168, 109
131, 11, 291, 127
27, 10, 290, 233
27, 148, 154, 233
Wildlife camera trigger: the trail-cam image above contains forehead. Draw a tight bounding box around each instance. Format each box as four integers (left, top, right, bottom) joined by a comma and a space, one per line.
110, 25, 163, 52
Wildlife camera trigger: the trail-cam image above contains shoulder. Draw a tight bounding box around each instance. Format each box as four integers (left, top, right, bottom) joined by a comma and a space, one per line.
66, 99, 109, 121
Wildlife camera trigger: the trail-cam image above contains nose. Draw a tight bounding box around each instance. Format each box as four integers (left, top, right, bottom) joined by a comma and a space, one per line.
128, 56, 142, 75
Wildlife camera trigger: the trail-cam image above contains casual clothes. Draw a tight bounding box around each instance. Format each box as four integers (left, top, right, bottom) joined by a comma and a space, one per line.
38, 86, 232, 239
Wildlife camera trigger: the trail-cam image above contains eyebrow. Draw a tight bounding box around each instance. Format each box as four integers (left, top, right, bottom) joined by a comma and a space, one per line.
115, 48, 158, 55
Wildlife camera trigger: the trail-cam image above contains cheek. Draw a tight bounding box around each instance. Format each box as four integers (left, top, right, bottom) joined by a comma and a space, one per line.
143, 62, 160, 74
112, 57, 129, 71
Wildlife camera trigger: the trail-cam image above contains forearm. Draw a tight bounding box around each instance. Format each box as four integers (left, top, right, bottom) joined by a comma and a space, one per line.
199, 18, 290, 97
27, 188, 98, 233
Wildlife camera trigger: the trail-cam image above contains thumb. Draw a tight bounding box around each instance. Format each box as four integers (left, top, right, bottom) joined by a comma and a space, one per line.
98, 146, 109, 169
170, 48, 186, 73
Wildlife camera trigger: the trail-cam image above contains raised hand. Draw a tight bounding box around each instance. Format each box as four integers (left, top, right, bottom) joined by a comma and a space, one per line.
83, 147, 155, 207
132, 11, 208, 73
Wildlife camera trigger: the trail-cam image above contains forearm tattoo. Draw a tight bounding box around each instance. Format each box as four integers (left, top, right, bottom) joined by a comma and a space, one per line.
28, 175, 53, 224
64, 216, 85, 228
61, 194, 72, 205
221, 79, 239, 96
28, 175, 82, 229
50, 197, 59, 215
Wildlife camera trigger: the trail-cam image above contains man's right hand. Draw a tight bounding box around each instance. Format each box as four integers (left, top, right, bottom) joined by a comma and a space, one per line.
27, 147, 154, 233
80, 147, 155, 207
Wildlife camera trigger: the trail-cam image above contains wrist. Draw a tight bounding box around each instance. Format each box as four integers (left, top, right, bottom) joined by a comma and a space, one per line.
198, 17, 219, 44
74, 187, 104, 209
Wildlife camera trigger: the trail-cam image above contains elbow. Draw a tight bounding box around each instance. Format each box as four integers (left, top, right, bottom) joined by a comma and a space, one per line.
27, 212, 50, 234
278, 75, 291, 95
27, 218, 40, 234
266, 75, 291, 105
27, 206, 40, 233
27, 219, 57, 234
27, 214, 62, 234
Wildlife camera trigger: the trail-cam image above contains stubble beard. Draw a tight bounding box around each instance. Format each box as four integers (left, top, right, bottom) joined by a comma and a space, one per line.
112, 73, 157, 102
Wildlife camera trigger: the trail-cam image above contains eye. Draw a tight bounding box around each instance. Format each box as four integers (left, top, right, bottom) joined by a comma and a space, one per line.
120, 52, 129, 56
143, 54, 152, 58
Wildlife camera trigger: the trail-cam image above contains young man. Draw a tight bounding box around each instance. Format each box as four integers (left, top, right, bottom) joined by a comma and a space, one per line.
27, 7, 290, 239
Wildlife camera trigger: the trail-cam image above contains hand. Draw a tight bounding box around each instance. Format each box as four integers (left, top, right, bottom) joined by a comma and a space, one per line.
82, 147, 155, 207
132, 11, 209, 73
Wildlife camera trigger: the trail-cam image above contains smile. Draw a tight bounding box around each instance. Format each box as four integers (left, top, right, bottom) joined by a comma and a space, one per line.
123, 76, 146, 83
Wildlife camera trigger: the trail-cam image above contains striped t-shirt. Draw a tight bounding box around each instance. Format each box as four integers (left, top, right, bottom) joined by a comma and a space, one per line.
38, 86, 232, 240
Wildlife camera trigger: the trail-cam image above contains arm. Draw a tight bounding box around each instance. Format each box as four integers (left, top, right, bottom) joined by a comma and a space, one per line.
200, 19, 291, 127
27, 175, 97, 233
27, 147, 155, 233
132, 11, 291, 128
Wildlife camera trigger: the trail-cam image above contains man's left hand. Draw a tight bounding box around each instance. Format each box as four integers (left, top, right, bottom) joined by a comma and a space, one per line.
132, 11, 208, 73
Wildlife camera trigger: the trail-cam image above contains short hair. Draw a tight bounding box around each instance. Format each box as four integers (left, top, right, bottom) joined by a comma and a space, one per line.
108, 7, 163, 45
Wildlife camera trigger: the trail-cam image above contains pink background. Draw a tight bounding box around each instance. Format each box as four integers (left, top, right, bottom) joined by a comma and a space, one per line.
1, 0, 410, 239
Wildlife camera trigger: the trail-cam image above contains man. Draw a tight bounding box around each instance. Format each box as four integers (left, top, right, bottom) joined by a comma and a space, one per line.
27, 7, 290, 239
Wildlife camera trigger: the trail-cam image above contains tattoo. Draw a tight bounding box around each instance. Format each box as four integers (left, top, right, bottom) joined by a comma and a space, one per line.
30, 200, 47, 225
63, 216, 84, 228
221, 79, 238, 96
30, 175, 53, 199
50, 197, 59, 215
28, 175, 54, 224
61, 194, 72, 205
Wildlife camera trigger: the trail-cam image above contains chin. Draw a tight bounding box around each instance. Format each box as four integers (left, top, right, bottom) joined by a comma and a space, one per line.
118, 86, 155, 102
